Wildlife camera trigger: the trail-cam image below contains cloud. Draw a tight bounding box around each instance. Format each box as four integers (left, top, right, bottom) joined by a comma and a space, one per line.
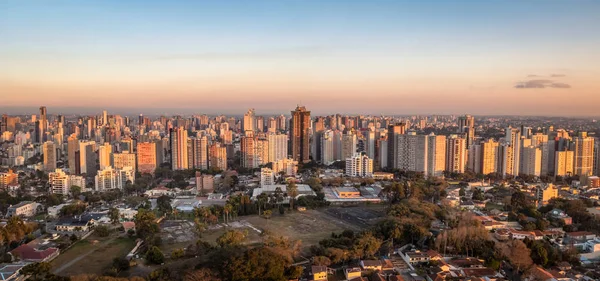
550, 74, 566, 77
527, 74, 539, 77
515, 79, 571, 89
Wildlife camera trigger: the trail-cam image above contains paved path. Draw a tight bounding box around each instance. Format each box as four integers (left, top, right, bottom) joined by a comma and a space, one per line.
53, 237, 117, 274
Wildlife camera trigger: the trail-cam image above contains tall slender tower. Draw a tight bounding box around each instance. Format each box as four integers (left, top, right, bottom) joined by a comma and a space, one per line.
387, 122, 406, 169
289, 106, 311, 163
457, 114, 475, 148
573, 132, 595, 177
170, 126, 189, 170
39, 106, 47, 143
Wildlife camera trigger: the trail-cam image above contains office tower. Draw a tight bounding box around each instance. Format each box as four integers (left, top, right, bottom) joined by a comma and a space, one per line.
113, 152, 136, 173
479, 139, 499, 175
170, 126, 189, 170
395, 133, 428, 173
522, 146, 542, 176
503, 127, 521, 177
457, 114, 475, 148
446, 135, 467, 173
243, 109, 256, 133
427, 134, 446, 177
268, 133, 288, 163
260, 168, 275, 187
320, 130, 335, 165
79, 140, 97, 177
95, 166, 135, 191
345, 153, 373, 177
98, 142, 113, 170
365, 130, 376, 160
289, 106, 311, 163
67, 134, 79, 174
341, 130, 357, 160
387, 123, 406, 169
43, 141, 57, 171
39, 106, 47, 143
531, 133, 550, 175
209, 143, 227, 171
573, 132, 595, 177
555, 150, 574, 177
272, 158, 299, 176
137, 142, 157, 174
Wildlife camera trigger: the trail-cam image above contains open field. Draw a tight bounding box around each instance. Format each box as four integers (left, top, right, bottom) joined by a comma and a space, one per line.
52, 234, 136, 276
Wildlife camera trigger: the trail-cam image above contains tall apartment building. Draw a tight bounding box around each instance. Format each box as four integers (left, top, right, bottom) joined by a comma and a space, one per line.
503, 127, 521, 177
95, 166, 135, 191
427, 134, 446, 177
396, 133, 428, 173
446, 135, 467, 173
98, 142, 112, 170
573, 132, 595, 177
320, 130, 335, 165
555, 150, 574, 177
457, 114, 475, 148
49, 168, 71, 195
113, 152, 136, 173
268, 133, 288, 163
137, 142, 157, 174
67, 134, 79, 174
479, 139, 499, 175
170, 126, 188, 170
79, 140, 97, 177
42, 141, 57, 172
521, 146, 542, 177
272, 158, 298, 176
345, 154, 373, 177
187, 136, 208, 170
243, 108, 256, 133
341, 130, 358, 161
387, 123, 406, 169
209, 143, 227, 171
289, 106, 311, 163
531, 133, 550, 175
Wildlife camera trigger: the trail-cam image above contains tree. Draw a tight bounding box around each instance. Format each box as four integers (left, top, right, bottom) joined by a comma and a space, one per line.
134, 208, 160, 241
500, 239, 533, 272
217, 229, 248, 247
220, 247, 293, 281
184, 268, 222, 281
146, 246, 165, 264
287, 180, 298, 210
223, 204, 233, 223
70, 185, 82, 198
352, 232, 383, 259
313, 256, 332, 266
108, 207, 120, 224
156, 195, 172, 215
20, 262, 51, 280
95, 225, 110, 237
263, 210, 272, 220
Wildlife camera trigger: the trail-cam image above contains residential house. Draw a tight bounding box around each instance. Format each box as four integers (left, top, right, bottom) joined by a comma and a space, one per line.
360, 260, 382, 271
344, 267, 362, 280
565, 231, 596, 243
310, 266, 327, 281
10, 244, 59, 262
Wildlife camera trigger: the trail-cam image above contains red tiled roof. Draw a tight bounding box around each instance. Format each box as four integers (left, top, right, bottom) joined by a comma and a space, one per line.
10, 244, 58, 261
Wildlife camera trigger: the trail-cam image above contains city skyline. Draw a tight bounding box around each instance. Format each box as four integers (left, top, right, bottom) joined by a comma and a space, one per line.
2, 1, 600, 116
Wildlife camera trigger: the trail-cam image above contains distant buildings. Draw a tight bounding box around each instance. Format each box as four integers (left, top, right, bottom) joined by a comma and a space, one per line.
42, 141, 56, 172
49, 168, 85, 195
170, 126, 188, 170
209, 143, 227, 171
137, 142, 157, 174
345, 153, 373, 177
95, 166, 135, 191
290, 106, 311, 163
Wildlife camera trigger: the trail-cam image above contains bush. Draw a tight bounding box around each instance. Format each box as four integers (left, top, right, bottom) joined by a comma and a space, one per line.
146, 246, 165, 264
171, 248, 185, 259
113, 257, 130, 271
95, 225, 110, 237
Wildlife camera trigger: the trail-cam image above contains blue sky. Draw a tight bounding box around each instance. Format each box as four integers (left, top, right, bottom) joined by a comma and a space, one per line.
1, 0, 599, 115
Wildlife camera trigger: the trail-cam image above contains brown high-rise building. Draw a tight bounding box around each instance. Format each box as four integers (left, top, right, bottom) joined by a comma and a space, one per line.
289, 106, 311, 163
386, 122, 406, 169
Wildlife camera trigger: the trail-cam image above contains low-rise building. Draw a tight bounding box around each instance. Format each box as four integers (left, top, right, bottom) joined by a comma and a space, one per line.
310, 266, 328, 281
5, 201, 41, 218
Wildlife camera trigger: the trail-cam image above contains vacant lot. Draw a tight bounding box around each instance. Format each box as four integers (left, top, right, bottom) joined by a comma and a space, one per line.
52, 234, 136, 276
319, 205, 387, 229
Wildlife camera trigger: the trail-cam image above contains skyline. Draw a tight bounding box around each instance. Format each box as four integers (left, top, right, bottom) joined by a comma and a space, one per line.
2, 1, 600, 116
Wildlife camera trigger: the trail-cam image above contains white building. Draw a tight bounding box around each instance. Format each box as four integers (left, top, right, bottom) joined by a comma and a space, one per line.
94, 166, 135, 191
261, 168, 275, 187
49, 169, 71, 195
268, 133, 288, 163
345, 153, 373, 177
272, 158, 298, 176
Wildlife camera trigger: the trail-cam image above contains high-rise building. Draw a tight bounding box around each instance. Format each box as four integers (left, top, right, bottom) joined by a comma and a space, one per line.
531, 133, 550, 175
272, 158, 298, 176
365, 129, 376, 160
95, 166, 135, 191
479, 139, 499, 175
98, 142, 113, 170
536, 184, 558, 206
555, 150, 574, 177
396, 133, 428, 173
387, 123, 406, 169
503, 127, 521, 177
67, 134, 79, 174
573, 132, 595, 177
521, 146, 542, 177
39, 106, 47, 143
289, 106, 311, 163
79, 140, 97, 177
320, 130, 335, 165
446, 135, 467, 173
345, 153, 373, 177
43, 141, 57, 172
209, 143, 227, 171
0, 170, 18, 189
241, 136, 257, 169
457, 114, 475, 148
341, 130, 358, 161
137, 142, 157, 174
170, 126, 189, 170
268, 133, 288, 163
49, 168, 84, 195
243, 109, 256, 133
113, 152, 136, 173
427, 134, 446, 177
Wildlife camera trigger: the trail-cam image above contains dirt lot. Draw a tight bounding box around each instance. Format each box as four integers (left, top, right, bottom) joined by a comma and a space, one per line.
319, 205, 387, 229
52, 234, 136, 276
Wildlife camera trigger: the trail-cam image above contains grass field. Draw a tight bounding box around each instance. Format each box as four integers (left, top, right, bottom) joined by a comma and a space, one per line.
52, 234, 136, 276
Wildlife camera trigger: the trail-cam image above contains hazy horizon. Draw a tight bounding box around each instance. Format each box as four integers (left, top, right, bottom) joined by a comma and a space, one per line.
2, 1, 599, 116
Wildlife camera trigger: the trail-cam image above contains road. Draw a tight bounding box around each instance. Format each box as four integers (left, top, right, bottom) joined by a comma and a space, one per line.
53, 236, 117, 275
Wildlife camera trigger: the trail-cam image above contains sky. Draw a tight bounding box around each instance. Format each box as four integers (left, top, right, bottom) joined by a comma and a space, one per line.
1, 0, 599, 116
